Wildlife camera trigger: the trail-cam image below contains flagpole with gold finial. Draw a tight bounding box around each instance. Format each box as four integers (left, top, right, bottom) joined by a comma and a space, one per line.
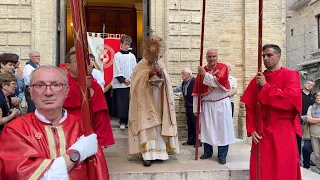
69, 0, 96, 179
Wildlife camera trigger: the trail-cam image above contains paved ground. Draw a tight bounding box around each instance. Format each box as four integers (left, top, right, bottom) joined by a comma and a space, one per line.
108, 118, 320, 179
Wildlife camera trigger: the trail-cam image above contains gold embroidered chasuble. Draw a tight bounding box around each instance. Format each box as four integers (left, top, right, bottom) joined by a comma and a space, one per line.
128, 59, 179, 155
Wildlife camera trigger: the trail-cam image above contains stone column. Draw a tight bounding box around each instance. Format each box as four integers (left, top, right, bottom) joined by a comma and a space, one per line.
32, 0, 57, 65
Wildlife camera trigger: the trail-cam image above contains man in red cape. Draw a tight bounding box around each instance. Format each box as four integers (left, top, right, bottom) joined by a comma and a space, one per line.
192, 49, 235, 164
0, 65, 109, 179
241, 44, 302, 180
63, 51, 114, 147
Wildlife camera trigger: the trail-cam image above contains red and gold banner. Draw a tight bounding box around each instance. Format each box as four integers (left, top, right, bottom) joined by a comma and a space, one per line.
87, 33, 122, 92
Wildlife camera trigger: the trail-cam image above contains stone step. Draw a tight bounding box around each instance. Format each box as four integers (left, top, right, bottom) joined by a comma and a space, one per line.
110, 170, 249, 180
113, 134, 128, 147
104, 142, 320, 180
112, 127, 128, 136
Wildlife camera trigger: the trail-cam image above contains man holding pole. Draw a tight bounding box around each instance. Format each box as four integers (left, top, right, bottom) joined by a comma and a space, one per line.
192, 49, 235, 164
241, 44, 302, 180
63, 51, 114, 147
0, 65, 109, 179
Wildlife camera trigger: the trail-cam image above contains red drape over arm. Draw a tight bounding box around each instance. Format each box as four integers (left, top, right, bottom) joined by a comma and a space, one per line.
212, 63, 230, 91
192, 63, 230, 96
258, 70, 301, 112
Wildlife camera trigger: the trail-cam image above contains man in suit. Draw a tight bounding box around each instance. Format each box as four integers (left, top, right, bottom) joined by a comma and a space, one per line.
173, 67, 200, 146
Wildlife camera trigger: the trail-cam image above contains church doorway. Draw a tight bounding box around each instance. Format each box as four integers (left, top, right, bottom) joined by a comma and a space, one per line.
65, 0, 149, 60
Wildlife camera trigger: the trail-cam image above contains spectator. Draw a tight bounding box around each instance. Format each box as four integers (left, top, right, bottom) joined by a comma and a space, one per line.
23, 51, 40, 113
300, 79, 316, 169
307, 91, 320, 172
0, 53, 22, 112
0, 73, 20, 133
173, 67, 201, 147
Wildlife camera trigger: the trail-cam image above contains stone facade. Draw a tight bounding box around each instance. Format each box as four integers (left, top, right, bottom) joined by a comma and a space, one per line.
0, 0, 287, 139
286, 0, 320, 90
0, 0, 57, 67
151, 0, 286, 138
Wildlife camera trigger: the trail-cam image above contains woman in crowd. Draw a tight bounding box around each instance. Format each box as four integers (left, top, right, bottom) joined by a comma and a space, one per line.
0, 73, 20, 133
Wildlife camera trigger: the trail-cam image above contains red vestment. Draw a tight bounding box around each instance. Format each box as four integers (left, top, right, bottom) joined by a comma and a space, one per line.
192, 62, 230, 96
241, 68, 302, 180
0, 113, 109, 180
63, 74, 114, 146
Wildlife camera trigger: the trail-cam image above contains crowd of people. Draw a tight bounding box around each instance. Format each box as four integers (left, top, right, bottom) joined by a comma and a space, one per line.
0, 33, 318, 179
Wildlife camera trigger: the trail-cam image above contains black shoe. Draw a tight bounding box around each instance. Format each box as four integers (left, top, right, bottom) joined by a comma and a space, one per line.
303, 165, 310, 169
194, 142, 203, 148
219, 159, 226, 164
200, 154, 212, 159
182, 141, 195, 146
143, 160, 152, 167
310, 161, 316, 166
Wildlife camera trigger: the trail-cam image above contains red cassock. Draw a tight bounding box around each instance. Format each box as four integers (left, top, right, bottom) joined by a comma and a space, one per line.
241, 68, 302, 180
191, 62, 230, 96
63, 74, 114, 146
0, 113, 109, 180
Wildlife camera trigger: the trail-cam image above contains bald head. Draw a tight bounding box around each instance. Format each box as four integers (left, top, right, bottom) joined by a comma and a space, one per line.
207, 49, 217, 55
206, 49, 218, 68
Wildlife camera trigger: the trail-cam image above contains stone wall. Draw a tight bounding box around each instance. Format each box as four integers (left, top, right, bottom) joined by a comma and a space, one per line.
0, 0, 287, 139
0, 0, 56, 67
286, 0, 320, 70
150, 0, 287, 139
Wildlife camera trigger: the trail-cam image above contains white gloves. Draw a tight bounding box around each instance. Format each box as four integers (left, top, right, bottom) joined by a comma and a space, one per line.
68, 134, 98, 163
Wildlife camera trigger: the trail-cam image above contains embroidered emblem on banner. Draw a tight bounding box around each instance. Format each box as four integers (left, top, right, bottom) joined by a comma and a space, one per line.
96, 44, 116, 69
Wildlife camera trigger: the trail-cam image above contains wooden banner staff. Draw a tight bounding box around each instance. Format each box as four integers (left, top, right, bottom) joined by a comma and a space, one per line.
69, 0, 96, 179
195, 0, 206, 160
257, 0, 263, 179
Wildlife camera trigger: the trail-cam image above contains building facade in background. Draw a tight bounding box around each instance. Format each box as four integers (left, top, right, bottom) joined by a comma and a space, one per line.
0, 0, 287, 138
287, 0, 320, 90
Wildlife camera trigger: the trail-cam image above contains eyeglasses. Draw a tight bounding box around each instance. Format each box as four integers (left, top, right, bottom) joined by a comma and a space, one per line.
32, 83, 66, 93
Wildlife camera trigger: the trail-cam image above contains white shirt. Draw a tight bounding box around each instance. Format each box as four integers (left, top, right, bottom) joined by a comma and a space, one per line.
228, 75, 237, 102
112, 52, 137, 89
92, 68, 105, 90
23, 63, 40, 86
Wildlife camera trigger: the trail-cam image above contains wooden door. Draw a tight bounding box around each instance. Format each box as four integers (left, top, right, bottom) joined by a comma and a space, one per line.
86, 6, 137, 56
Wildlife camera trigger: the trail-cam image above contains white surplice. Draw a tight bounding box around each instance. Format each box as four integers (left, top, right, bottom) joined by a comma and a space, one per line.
193, 72, 235, 146
112, 52, 137, 89
142, 78, 169, 161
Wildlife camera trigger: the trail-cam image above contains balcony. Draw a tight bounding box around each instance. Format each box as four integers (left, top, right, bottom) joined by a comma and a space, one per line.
289, 0, 311, 10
